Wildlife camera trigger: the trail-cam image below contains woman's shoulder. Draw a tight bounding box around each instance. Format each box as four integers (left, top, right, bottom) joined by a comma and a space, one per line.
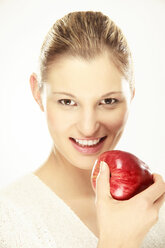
0, 173, 37, 203
0, 173, 36, 223
0, 173, 58, 247
0, 172, 46, 222
0, 174, 32, 246
0, 172, 64, 224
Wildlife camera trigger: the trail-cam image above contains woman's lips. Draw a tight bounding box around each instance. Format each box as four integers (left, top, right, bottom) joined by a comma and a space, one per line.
69, 136, 107, 154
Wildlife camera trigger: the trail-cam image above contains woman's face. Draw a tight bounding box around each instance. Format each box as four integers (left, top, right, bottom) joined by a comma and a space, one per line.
41, 52, 134, 170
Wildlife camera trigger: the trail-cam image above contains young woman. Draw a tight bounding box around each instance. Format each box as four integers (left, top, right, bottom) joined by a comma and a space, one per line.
0, 11, 165, 248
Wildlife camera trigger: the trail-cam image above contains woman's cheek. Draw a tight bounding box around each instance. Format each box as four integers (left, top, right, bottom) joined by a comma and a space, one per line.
104, 107, 129, 131
46, 105, 73, 133
45, 104, 60, 133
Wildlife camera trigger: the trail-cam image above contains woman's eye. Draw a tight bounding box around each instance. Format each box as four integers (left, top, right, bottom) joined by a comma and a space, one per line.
57, 98, 118, 107
58, 99, 76, 106
100, 98, 118, 105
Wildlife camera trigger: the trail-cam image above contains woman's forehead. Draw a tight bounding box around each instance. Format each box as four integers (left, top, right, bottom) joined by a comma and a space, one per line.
46, 54, 124, 86
42, 77, 131, 101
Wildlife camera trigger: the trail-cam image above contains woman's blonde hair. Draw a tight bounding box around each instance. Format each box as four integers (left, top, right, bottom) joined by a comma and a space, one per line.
39, 11, 134, 91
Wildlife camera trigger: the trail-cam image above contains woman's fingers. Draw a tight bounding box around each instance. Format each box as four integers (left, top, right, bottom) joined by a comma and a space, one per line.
134, 173, 165, 203
95, 161, 112, 203
95, 165, 165, 209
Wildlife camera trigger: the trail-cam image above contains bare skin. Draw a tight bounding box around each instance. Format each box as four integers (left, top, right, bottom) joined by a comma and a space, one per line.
34, 149, 100, 237
30, 51, 165, 247
30, 51, 133, 238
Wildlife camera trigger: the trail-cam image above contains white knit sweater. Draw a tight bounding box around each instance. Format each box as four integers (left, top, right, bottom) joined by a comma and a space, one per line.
0, 173, 164, 248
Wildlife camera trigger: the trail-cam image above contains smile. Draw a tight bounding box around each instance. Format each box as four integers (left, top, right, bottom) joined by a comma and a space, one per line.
69, 136, 107, 154
73, 136, 107, 146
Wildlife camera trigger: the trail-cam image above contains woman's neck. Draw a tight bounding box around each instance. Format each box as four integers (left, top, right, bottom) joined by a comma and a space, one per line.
34, 149, 95, 201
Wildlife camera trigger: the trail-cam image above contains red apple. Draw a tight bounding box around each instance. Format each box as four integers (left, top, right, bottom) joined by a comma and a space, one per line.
91, 150, 154, 200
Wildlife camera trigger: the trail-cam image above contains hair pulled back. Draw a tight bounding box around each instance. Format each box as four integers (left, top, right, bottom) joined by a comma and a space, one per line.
39, 11, 134, 90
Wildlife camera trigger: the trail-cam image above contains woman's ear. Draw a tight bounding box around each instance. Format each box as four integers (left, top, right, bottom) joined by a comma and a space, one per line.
29, 73, 44, 112
131, 87, 135, 101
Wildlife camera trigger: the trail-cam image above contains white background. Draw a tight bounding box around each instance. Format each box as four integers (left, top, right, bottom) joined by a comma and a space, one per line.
0, 0, 165, 188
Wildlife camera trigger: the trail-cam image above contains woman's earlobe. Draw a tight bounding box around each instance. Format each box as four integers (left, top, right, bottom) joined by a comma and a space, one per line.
131, 87, 135, 101
29, 73, 44, 112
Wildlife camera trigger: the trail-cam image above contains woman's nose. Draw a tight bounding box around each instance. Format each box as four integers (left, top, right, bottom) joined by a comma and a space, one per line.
76, 108, 100, 137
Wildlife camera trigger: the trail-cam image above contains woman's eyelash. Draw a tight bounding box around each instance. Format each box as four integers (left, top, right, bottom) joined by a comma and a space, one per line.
100, 98, 118, 105
57, 98, 118, 106
58, 99, 76, 106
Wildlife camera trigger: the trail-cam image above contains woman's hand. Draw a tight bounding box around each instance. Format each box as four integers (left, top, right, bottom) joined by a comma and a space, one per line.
95, 161, 165, 248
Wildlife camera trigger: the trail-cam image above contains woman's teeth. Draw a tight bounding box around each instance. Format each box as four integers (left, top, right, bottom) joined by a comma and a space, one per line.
75, 138, 101, 147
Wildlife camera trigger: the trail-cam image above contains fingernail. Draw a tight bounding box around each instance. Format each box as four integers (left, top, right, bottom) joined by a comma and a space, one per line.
100, 161, 107, 172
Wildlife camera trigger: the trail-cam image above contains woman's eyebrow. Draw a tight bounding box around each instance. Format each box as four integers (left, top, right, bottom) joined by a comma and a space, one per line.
52, 91, 123, 98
